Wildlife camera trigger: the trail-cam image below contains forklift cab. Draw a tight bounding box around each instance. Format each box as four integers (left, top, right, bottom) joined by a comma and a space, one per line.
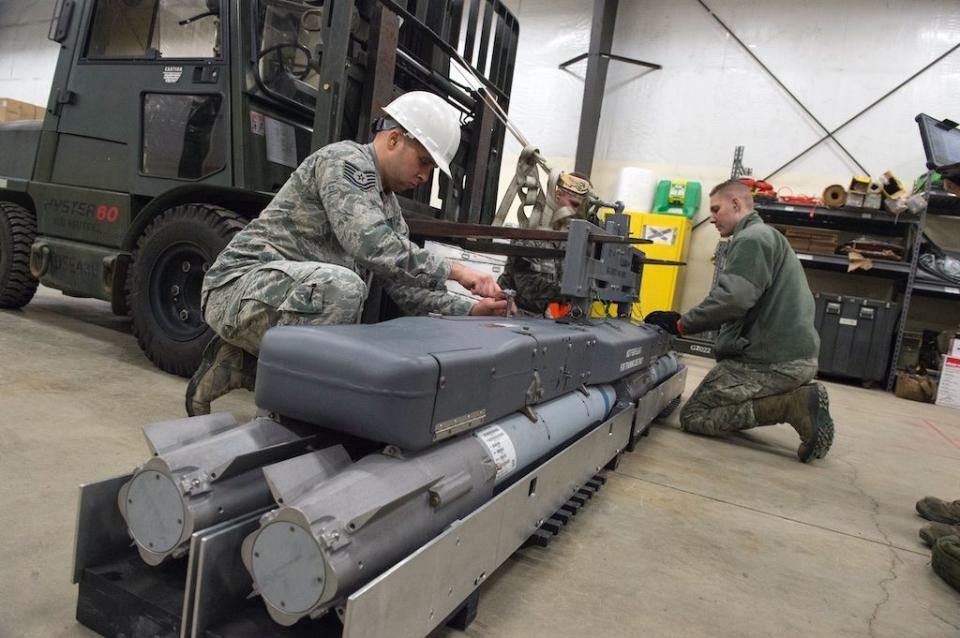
46, 0, 318, 198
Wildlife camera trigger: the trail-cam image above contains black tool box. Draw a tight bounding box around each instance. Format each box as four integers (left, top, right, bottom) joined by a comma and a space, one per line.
814, 293, 899, 383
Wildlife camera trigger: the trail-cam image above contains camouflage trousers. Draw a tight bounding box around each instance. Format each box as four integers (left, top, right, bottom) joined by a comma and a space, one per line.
680, 357, 818, 435
202, 261, 366, 356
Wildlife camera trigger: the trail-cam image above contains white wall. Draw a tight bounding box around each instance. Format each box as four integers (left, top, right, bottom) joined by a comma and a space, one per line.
606, 0, 960, 175
502, 0, 960, 182
0, 1, 60, 106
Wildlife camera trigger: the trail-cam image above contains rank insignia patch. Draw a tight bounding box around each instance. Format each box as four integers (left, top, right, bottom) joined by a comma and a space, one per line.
343, 161, 378, 191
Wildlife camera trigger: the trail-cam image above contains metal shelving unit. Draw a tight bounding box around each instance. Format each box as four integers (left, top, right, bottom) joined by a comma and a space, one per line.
912, 274, 960, 297
792, 251, 912, 274
756, 201, 923, 225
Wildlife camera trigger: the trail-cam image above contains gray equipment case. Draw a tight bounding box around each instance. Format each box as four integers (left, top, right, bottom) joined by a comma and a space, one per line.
813, 293, 899, 383
255, 316, 670, 451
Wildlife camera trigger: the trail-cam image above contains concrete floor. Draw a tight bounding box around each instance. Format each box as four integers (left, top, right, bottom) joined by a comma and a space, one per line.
1, 286, 958, 638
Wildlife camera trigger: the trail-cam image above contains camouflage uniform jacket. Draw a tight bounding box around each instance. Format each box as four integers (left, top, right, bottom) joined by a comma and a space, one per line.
203, 141, 473, 316
497, 239, 564, 315
680, 212, 819, 363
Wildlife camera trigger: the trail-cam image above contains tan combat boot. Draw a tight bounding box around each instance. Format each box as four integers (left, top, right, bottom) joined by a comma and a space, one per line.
185, 336, 257, 416
916, 497, 960, 525
752, 383, 835, 463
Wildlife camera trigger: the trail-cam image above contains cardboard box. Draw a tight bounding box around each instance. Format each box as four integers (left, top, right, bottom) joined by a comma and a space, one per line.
846, 192, 866, 207
936, 355, 960, 409
949, 337, 960, 357
0, 97, 45, 122
849, 176, 871, 194
863, 192, 882, 209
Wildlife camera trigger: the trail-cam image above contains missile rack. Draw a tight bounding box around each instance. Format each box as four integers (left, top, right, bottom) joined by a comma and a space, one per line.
524, 470, 610, 549
74, 379, 683, 638
72, 212, 687, 638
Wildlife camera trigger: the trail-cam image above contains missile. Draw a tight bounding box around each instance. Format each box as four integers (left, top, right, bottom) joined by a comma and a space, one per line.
614, 352, 680, 402
117, 413, 315, 565
241, 384, 616, 625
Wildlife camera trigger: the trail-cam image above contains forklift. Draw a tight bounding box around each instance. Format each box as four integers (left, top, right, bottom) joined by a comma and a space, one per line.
0, 0, 518, 376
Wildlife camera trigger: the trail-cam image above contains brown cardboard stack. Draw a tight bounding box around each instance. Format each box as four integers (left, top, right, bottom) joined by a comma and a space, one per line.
782, 226, 839, 255
0, 97, 45, 122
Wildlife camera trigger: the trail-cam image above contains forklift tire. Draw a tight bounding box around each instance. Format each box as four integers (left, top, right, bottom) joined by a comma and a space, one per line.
0, 201, 40, 309
126, 204, 246, 377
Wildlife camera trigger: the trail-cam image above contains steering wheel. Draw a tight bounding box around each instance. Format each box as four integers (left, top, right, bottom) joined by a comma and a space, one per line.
257, 43, 315, 80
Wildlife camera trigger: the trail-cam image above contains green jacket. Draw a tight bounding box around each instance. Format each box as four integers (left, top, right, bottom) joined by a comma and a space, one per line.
680, 212, 819, 363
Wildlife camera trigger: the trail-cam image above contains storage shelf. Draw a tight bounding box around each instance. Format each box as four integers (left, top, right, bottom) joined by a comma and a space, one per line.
912, 275, 960, 296
791, 251, 911, 274
755, 201, 921, 225
913, 195, 960, 297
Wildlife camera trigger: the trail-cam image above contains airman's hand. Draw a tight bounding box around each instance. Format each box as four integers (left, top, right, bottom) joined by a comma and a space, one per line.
469, 298, 515, 317
644, 310, 683, 335
449, 263, 502, 299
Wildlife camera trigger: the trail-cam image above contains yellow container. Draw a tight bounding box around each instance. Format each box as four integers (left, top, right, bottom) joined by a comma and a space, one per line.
592, 211, 690, 321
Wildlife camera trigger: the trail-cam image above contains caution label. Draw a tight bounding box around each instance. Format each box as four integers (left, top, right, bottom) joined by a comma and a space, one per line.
936, 356, 960, 409
643, 225, 677, 245
475, 426, 518, 481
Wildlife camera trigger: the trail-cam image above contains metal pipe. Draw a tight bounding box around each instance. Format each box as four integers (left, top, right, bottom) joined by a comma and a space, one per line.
574, 0, 618, 175
395, 49, 477, 112
377, 0, 509, 102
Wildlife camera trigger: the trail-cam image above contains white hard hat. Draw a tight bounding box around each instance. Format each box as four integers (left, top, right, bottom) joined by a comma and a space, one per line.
382, 91, 461, 177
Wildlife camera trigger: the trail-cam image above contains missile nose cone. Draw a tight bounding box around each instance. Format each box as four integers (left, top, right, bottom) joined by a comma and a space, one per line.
123, 470, 186, 559
250, 521, 328, 621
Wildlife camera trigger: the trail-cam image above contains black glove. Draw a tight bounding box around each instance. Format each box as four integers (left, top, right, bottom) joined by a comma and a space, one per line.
644, 310, 682, 335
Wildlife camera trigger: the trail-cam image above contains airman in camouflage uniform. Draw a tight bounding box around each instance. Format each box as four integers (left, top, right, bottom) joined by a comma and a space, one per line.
497, 239, 564, 316
201, 140, 476, 355
645, 180, 835, 463
498, 172, 592, 315
186, 91, 508, 415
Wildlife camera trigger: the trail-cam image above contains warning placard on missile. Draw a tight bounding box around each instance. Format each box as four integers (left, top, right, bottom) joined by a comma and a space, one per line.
476, 425, 518, 481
